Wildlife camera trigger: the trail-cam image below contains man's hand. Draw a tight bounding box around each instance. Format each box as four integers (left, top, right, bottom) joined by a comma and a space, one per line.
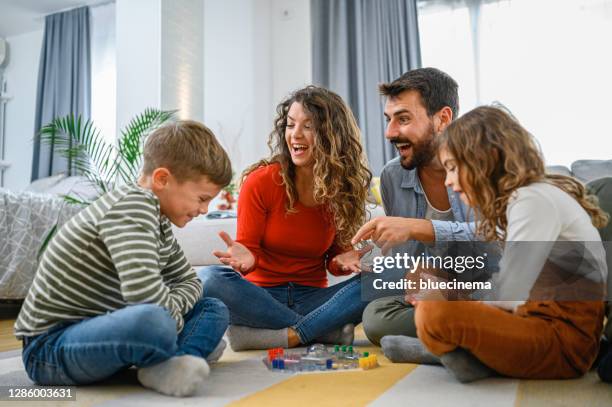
404, 272, 447, 304
351, 217, 435, 254
213, 231, 256, 273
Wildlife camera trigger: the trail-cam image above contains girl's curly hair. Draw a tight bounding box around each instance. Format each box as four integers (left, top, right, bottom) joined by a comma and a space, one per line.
243, 86, 372, 247
437, 106, 608, 241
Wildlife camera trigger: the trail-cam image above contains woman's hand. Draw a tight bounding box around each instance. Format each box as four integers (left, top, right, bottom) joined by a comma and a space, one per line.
213, 231, 256, 273
332, 244, 373, 273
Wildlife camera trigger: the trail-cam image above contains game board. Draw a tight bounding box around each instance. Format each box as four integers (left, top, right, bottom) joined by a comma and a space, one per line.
263, 344, 378, 373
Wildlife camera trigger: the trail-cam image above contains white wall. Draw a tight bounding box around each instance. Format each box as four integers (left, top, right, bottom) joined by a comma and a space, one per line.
2, 30, 43, 191
270, 0, 312, 105
161, 0, 204, 122
203, 0, 312, 176
116, 0, 206, 131
115, 0, 162, 132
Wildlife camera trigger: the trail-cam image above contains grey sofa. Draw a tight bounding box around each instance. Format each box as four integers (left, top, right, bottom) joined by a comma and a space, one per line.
547, 160, 612, 183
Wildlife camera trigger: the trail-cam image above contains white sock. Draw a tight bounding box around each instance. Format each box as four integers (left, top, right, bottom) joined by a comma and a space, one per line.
206, 338, 227, 363
137, 355, 210, 397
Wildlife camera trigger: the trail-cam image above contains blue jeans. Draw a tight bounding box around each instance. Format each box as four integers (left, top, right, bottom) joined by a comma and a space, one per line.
22, 298, 229, 385
197, 266, 367, 343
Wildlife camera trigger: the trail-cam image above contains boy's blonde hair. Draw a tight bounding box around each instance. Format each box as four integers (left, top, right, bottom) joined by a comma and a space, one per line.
143, 120, 232, 186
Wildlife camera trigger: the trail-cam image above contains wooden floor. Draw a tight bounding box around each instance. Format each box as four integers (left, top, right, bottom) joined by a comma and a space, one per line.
0, 319, 21, 352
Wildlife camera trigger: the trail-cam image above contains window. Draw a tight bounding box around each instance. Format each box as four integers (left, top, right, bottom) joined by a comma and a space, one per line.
418, 0, 612, 166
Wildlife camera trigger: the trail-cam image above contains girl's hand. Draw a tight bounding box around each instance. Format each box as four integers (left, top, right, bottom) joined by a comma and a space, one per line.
213, 231, 256, 273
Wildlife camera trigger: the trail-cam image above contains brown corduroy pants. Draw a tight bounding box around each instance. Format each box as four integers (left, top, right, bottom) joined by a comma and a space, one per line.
415, 300, 604, 379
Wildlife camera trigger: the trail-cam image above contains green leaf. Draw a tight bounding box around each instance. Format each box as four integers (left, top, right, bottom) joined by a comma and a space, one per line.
37, 224, 58, 261
39, 114, 115, 195
62, 195, 91, 206
116, 108, 176, 184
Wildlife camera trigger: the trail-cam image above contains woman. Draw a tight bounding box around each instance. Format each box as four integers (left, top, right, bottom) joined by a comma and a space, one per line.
198, 86, 372, 350
382, 106, 609, 382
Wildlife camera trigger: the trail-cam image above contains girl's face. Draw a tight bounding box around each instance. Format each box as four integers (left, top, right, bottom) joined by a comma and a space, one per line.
439, 146, 472, 207
285, 102, 315, 169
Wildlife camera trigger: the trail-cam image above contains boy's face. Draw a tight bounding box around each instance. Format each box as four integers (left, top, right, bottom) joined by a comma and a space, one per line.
152, 170, 222, 227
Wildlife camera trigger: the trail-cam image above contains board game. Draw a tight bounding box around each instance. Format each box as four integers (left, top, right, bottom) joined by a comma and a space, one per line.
264, 344, 379, 373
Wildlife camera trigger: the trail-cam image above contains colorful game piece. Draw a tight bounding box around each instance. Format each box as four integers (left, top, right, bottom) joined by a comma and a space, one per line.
263, 344, 379, 373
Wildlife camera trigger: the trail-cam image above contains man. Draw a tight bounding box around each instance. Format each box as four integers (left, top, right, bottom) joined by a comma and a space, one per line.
353, 67, 476, 345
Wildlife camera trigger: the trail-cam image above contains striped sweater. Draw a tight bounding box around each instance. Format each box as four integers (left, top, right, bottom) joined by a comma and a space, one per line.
14, 183, 202, 338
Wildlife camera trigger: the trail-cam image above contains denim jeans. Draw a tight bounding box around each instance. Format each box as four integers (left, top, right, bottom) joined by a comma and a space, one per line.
22, 298, 229, 385
197, 265, 367, 343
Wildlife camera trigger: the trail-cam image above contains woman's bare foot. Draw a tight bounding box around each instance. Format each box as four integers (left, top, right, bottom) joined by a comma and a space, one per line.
288, 327, 301, 347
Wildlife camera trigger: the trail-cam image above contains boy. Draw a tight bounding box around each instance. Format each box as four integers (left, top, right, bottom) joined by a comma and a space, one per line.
14, 121, 233, 397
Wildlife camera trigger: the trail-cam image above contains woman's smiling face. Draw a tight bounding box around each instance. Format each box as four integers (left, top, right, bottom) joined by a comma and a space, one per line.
285, 102, 315, 169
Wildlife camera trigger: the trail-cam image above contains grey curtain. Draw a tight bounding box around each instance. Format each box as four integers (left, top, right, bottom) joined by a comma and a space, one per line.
31, 6, 91, 181
312, 0, 421, 174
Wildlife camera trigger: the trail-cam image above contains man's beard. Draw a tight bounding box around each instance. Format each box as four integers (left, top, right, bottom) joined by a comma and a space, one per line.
398, 124, 436, 171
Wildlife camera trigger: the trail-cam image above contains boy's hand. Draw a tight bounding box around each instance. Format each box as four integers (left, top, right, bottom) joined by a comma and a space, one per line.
213, 231, 255, 273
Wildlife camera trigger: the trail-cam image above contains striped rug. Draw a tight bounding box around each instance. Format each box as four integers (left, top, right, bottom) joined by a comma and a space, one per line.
0, 324, 610, 406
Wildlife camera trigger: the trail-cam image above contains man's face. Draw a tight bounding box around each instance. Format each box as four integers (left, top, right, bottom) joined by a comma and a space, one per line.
155, 173, 222, 228
384, 90, 436, 170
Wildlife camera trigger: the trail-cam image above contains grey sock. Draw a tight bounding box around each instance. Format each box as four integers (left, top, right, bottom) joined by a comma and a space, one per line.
380, 335, 441, 365
227, 325, 289, 351
315, 323, 355, 345
206, 338, 227, 363
440, 348, 495, 383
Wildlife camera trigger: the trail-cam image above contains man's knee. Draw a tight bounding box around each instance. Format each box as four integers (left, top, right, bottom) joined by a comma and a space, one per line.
362, 301, 387, 345
362, 297, 414, 345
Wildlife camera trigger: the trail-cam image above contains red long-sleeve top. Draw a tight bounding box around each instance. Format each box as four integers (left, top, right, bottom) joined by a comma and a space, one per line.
236, 163, 351, 287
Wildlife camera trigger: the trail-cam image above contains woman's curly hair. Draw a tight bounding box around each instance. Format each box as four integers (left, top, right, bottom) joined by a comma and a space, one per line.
437, 105, 608, 241
242, 85, 372, 247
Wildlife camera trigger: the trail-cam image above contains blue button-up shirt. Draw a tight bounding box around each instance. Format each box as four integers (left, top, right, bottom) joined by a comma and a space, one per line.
380, 157, 476, 250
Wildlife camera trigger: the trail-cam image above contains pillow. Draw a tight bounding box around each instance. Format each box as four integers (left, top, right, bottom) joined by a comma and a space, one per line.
586, 177, 612, 340
571, 160, 612, 183
25, 173, 67, 193
49, 176, 99, 201
546, 165, 572, 177
369, 177, 382, 205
